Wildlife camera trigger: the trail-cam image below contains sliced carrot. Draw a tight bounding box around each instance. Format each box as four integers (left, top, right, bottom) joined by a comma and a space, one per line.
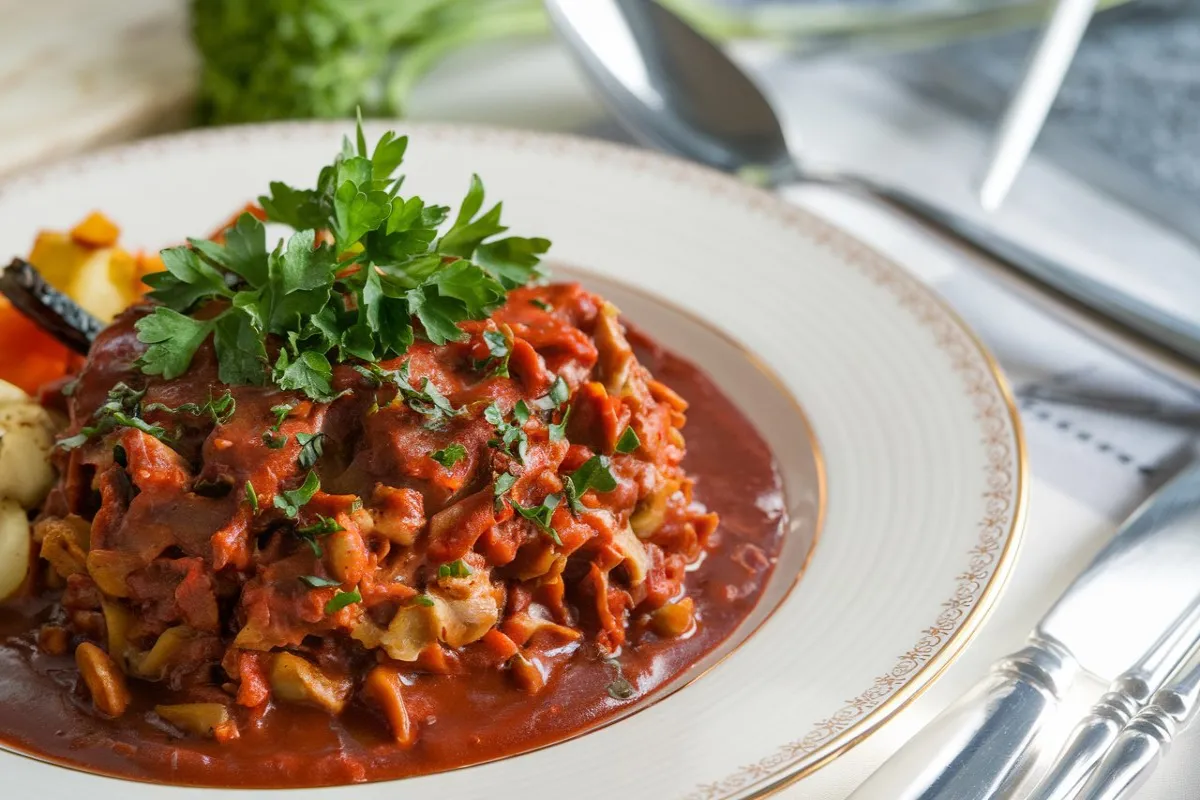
70, 212, 121, 249
0, 299, 81, 394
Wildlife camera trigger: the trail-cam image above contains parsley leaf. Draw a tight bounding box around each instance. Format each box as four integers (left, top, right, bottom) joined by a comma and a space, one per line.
412, 594, 435, 608
244, 481, 259, 513
564, 455, 618, 514
55, 383, 172, 451
549, 406, 572, 443
300, 575, 342, 588
263, 431, 288, 449
145, 389, 237, 425
485, 402, 528, 463
512, 493, 563, 545
530, 298, 552, 312
616, 426, 641, 454
274, 471, 321, 518
534, 375, 570, 411
481, 328, 510, 377
134, 309, 215, 380
430, 443, 467, 468
295, 432, 326, 470
513, 399, 530, 425
137, 121, 550, 401
437, 560, 472, 579
295, 515, 343, 556
274, 350, 334, 400
493, 472, 516, 512
270, 403, 295, 430
325, 589, 362, 614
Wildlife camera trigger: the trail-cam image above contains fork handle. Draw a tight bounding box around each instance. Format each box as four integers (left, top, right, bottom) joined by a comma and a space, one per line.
847, 635, 1079, 800
1076, 643, 1200, 800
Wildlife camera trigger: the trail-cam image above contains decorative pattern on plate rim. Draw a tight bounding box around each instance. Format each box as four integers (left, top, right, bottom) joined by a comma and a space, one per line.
0, 122, 1026, 800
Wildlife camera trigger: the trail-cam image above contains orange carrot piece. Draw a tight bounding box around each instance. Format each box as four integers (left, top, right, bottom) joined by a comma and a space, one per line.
0, 299, 81, 394
481, 628, 519, 662
70, 212, 121, 249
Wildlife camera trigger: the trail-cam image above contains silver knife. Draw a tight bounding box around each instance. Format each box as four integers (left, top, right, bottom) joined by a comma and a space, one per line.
848, 457, 1200, 800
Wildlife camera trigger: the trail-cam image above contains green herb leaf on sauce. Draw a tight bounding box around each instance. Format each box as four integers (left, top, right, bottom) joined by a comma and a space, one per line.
430, 443, 467, 469
412, 594, 435, 608
295, 432, 326, 470
548, 406, 572, 444
300, 574, 341, 588
533, 375, 569, 412
55, 383, 173, 451
244, 481, 259, 513
437, 560, 472, 579
325, 588, 361, 614
145, 389, 237, 426
512, 494, 563, 545
274, 471, 321, 518
485, 402, 529, 464
493, 472, 516, 512
481, 329, 511, 378
513, 399, 531, 425
615, 426, 641, 454
269, 402, 295, 430
262, 431, 288, 449
564, 455, 618, 514
530, 298, 552, 312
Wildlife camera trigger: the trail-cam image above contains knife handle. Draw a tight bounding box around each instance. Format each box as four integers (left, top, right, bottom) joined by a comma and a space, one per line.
1075, 641, 1200, 800
847, 635, 1079, 800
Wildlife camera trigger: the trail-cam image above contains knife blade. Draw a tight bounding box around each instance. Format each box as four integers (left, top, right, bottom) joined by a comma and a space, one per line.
848, 456, 1200, 800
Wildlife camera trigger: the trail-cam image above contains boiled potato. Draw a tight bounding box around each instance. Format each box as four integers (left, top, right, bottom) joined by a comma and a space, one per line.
0, 498, 31, 600
0, 400, 58, 509
28, 230, 139, 322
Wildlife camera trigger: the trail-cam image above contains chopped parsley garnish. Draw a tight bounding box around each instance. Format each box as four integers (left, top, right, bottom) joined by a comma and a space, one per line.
485, 402, 528, 463
564, 455, 618, 514
325, 589, 361, 614
437, 560, 472, 579
512, 494, 563, 545
548, 406, 572, 443
430, 443, 467, 468
480, 329, 511, 377
133, 119, 550, 400
412, 594, 435, 608
513, 399, 531, 425
615, 425, 640, 454
262, 431, 288, 449
357, 362, 461, 427
530, 299, 552, 312
144, 389, 237, 425
56, 383, 171, 451
493, 472, 517, 511
533, 375, 569, 411
300, 575, 341, 588
295, 431, 326, 469
244, 481, 259, 513
274, 471, 320, 517
270, 402, 294, 430
295, 515, 342, 557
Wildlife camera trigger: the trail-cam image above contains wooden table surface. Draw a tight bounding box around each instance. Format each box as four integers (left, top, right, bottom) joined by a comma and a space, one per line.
0, 0, 195, 177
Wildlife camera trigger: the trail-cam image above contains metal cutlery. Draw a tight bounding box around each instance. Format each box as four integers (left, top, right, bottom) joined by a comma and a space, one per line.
844, 457, 1200, 799
1024, 596, 1200, 800
1074, 637, 1200, 799
543, 0, 1200, 397
978, 0, 1099, 211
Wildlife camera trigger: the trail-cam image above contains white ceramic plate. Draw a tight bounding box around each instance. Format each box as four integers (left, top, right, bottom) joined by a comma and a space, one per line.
0, 122, 1025, 799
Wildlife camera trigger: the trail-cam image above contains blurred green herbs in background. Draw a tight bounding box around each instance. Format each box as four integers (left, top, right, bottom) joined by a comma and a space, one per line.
191, 0, 1133, 125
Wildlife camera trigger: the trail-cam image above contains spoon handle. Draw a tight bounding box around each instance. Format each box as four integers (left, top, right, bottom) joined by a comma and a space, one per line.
814, 172, 1200, 394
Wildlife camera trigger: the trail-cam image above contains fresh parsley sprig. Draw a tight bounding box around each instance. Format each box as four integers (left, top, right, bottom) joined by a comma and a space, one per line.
134, 119, 550, 400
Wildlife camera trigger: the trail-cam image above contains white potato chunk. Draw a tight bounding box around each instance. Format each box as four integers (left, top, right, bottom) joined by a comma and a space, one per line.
0, 400, 59, 508
0, 498, 31, 600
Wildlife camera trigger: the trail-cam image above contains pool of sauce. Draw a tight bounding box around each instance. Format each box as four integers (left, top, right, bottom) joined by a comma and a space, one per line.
0, 336, 790, 788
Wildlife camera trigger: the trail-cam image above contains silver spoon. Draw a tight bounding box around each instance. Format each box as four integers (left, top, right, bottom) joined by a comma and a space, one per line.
543, 0, 1200, 395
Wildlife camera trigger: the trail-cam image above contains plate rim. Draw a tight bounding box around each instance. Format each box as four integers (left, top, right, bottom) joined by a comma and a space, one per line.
0, 120, 1028, 798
